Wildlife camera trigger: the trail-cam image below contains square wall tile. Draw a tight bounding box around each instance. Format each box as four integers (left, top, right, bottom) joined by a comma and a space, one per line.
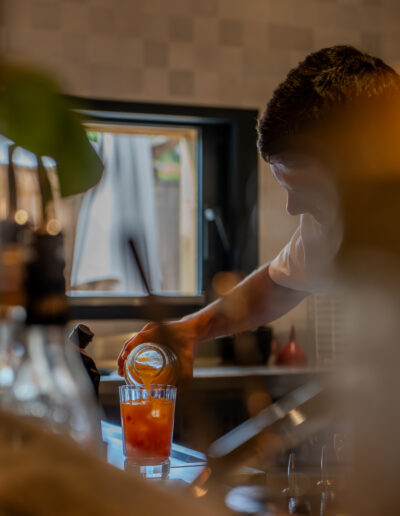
0, 28, 4, 53
87, 34, 127, 67
142, 68, 168, 99
143, 40, 168, 67
32, 0, 61, 30
267, 0, 318, 27
61, 32, 88, 63
118, 37, 143, 69
169, 15, 194, 42
194, 15, 218, 43
219, 19, 244, 46
114, 8, 142, 36
6, 0, 33, 30
89, 63, 142, 99
243, 20, 269, 49
217, 71, 242, 105
139, 13, 169, 40
169, 69, 194, 96
194, 69, 218, 101
243, 48, 292, 77
17, 29, 62, 67
317, 3, 363, 30
168, 42, 194, 69
164, 0, 194, 16
242, 0, 272, 20
218, 47, 243, 72
313, 27, 361, 49
195, 43, 220, 69
191, 0, 218, 17
242, 76, 273, 108
218, 0, 245, 19
0, 0, 4, 27
61, 1, 90, 33
360, 31, 381, 54
267, 24, 314, 52
89, 6, 116, 33
381, 35, 400, 61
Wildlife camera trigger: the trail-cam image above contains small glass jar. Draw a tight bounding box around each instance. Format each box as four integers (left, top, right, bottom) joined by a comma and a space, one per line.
124, 343, 179, 387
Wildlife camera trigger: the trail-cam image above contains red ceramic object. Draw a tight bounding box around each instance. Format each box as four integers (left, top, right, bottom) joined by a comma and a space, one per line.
276, 326, 307, 366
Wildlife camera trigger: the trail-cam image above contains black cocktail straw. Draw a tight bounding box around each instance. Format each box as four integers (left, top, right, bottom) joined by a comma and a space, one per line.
128, 238, 170, 345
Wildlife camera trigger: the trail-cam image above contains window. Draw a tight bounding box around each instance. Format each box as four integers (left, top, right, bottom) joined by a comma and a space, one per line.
67, 123, 199, 297
1, 99, 259, 320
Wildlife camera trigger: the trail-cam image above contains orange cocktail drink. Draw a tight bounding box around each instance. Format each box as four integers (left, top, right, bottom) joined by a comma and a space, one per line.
119, 385, 177, 464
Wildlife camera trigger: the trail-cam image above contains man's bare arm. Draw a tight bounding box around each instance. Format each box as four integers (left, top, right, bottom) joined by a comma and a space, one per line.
185, 264, 308, 342
118, 265, 307, 377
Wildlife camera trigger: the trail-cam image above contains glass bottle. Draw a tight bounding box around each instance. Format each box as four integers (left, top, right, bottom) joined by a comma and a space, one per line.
2, 230, 104, 451
0, 145, 28, 392
0, 221, 26, 392
0, 144, 103, 455
124, 342, 179, 387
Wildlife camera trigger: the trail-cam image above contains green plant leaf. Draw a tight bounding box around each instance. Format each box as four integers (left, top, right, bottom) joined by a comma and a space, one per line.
0, 62, 103, 197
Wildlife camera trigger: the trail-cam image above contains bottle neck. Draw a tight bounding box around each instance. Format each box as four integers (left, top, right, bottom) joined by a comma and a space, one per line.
124, 343, 178, 387
125, 344, 166, 385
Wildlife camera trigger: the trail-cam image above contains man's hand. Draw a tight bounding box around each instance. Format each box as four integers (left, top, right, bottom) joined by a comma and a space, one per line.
117, 320, 198, 381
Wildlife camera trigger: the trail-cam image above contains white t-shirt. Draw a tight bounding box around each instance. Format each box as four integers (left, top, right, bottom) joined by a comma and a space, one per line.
268, 213, 343, 294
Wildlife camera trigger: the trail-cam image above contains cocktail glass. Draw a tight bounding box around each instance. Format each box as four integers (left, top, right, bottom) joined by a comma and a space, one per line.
119, 384, 177, 465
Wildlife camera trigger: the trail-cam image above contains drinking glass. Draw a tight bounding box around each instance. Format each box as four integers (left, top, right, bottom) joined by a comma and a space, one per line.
119, 384, 176, 465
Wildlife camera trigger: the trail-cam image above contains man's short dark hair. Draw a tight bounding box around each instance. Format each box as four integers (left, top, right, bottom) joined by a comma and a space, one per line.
257, 45, 400, 162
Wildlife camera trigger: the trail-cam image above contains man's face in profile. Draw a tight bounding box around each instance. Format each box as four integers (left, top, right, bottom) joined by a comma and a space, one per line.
269, 152, 339, 227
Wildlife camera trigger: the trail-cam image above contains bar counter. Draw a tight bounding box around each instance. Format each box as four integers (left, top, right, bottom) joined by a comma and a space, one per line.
102, 421, 206, 483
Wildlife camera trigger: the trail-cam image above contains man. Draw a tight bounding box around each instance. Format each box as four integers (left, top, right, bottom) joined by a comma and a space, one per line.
118, 45, 400, 379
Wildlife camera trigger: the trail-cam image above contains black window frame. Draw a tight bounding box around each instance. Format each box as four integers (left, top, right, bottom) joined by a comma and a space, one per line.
66, 97, 259, 320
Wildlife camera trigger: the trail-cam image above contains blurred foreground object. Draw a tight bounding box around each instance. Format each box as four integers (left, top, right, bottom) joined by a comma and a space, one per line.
0, 119, 103, 450
0, 229, 103, 450
336, 184, 400, 514
191, 379, 347, 515
202, 380, 339, 482
0, 409, 225, 516
329, 89, 400, 515
0, 62, 103, 197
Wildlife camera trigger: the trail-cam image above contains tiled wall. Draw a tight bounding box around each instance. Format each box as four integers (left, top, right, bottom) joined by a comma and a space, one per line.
4, 1, 400, 108
2, 0, 400, 352
3, 0, 400, 260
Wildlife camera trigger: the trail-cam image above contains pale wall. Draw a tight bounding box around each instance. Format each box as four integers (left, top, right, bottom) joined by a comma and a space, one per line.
2, 0, 400, 355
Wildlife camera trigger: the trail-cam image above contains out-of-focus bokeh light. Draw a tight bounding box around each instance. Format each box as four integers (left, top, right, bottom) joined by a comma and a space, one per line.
212, 271, 241, 296
192, 485, 208, 498
227, 296, 248, 322
46, 218, 61, 235
14, 209, 28, 225
0, 199, 7, 220
191, 466, 211, 498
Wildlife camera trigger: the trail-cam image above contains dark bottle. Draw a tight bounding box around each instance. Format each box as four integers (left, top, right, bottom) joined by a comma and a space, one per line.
69, 323, 100, 399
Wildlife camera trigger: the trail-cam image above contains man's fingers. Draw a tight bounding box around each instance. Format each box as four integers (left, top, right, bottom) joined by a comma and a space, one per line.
117, 335, 140, 373
117, 326, 163, 373
117, 337, 135, 371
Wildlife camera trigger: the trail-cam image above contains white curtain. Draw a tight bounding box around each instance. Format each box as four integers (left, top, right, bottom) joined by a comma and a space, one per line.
70, 133, 162, 294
